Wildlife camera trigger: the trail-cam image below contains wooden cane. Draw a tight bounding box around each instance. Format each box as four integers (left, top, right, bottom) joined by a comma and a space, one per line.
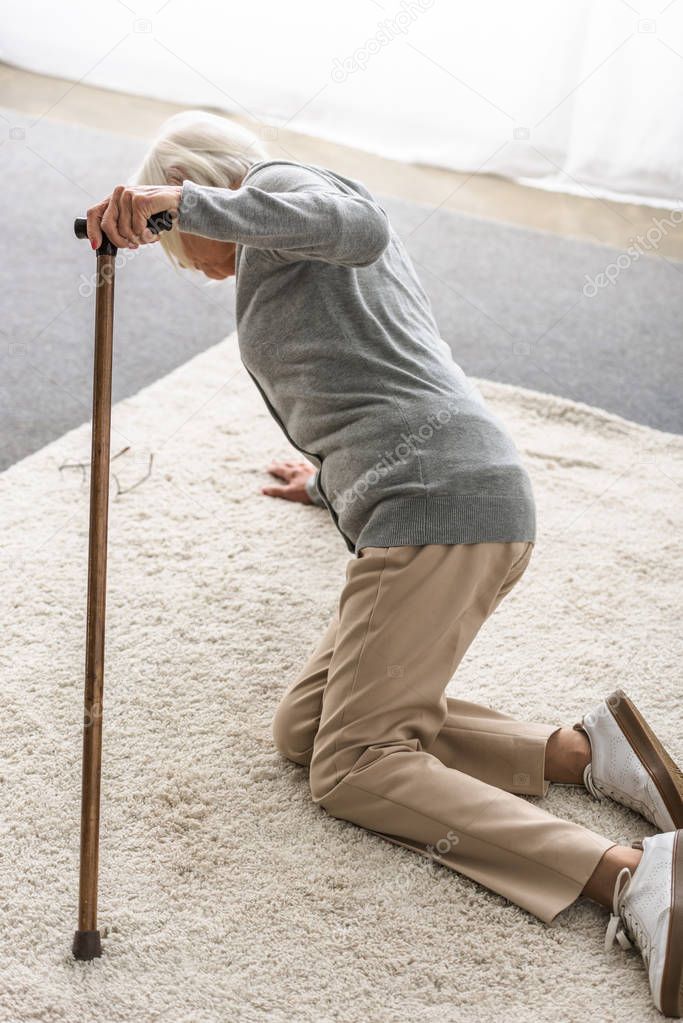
72, 211, 173, 960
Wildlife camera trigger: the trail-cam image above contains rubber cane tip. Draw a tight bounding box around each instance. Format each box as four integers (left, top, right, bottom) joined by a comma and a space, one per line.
72, 929, 102, 960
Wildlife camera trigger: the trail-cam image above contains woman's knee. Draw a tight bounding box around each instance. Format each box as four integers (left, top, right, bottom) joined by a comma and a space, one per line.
272, 696, 315, 767
309, 738, 421, 808
309, 741, 371, 806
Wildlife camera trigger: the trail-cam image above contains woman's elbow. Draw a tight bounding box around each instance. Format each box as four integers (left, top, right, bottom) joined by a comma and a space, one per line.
333, 200, 391, 267
359, 209, 390, 265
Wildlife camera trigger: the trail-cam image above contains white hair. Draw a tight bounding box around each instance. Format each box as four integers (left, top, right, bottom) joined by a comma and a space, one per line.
131, 110, 268, 268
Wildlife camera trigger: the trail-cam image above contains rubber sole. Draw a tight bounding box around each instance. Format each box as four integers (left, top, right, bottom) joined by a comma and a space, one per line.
608, 689, 683, 830
661, 830, 683, 1018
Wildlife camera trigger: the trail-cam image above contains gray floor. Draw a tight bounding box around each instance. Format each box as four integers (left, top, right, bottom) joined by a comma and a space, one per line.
2, 111, 681, 471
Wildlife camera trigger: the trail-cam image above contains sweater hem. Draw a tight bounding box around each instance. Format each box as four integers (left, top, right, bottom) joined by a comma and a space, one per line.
351, 494, 536, 554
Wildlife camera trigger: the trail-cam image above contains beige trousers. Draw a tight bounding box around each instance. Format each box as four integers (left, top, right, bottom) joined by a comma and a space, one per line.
273, 542, 614, 923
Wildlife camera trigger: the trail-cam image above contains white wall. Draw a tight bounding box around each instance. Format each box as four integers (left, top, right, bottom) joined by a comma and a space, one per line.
3, 0, 682, 206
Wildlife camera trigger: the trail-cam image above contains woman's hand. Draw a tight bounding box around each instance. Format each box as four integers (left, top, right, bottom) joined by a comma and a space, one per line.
86, 184, 182, 250
262, 460, 316, 503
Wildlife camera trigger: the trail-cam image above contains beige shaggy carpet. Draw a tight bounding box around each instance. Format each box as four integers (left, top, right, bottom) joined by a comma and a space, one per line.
1, 333, 681, 1023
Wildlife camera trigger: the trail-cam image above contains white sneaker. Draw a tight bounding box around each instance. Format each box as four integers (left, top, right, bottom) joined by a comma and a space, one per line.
606, 830, 683, 1017
577, 689, 683, 832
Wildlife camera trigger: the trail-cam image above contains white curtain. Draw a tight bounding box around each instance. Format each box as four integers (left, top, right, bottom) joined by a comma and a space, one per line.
3, 0, 682, 205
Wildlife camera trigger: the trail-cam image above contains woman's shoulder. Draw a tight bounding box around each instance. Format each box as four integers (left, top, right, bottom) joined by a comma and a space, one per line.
244, 159, 369, 198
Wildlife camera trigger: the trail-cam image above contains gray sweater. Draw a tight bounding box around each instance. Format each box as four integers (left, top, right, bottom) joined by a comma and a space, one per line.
178, 160, 535, 554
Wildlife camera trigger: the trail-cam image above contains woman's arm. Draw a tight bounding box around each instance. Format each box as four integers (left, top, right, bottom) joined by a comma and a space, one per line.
178, 165, 390, 268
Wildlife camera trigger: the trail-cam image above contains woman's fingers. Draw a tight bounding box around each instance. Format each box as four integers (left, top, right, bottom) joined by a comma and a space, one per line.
261, 483, 309, 504
266, 459, 312, 481
86, 199, 108, 250
85, 184, 181, 250
131, 194, 150, 243
100, 187, 131, 249
266, 461, 294, 481
86, 187, 149, 250
263, 460, 314, 504
117, 189, 138, 247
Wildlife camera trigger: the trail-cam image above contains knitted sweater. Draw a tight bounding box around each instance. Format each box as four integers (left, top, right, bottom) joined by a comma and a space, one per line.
178, 160, 535, 554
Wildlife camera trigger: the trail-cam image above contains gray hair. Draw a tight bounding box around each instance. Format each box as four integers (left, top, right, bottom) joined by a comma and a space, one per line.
131, 109, 268, 268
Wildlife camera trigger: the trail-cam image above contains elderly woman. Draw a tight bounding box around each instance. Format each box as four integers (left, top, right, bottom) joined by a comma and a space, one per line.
87, 111, 682, 1017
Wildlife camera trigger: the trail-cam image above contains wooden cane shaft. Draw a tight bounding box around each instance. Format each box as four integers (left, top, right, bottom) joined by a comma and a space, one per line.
77, 253, 115, 933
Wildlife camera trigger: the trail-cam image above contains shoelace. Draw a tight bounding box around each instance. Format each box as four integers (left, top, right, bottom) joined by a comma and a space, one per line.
604, 866, 652, 967
583, 764, 655, 825
583, 763, 602, 800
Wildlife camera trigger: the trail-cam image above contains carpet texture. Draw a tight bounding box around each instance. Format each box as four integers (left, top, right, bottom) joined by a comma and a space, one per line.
2, 108, 682, 472
1, 333, 682, 1023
